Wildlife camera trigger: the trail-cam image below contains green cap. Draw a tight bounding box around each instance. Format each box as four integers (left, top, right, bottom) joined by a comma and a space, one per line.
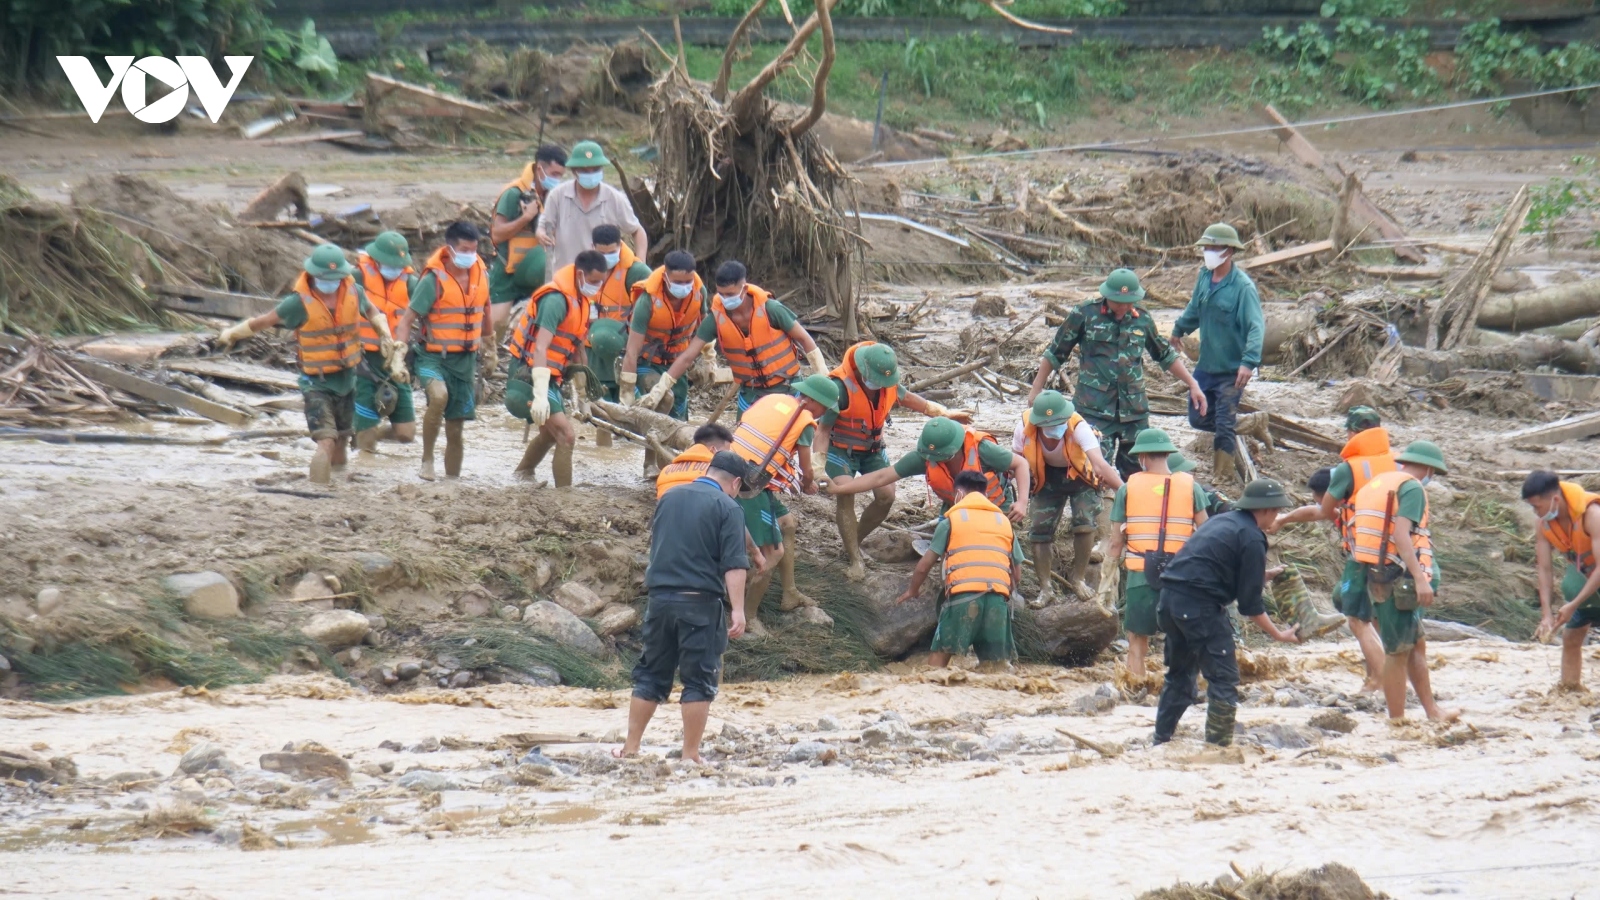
1195, 223, 1246, 249
1167, 452, 1196, 474
568, 140, 609, 168
918, 417, 965, 462
364, 231, 412, 269
1129, 427, 1179, 456
1098, 268, 1146, 302
1235, 477, 1292, 510
795, 373, 840, 411
1030, 391, 1074, 428
304, 244, 355, 278
1396, 440, 1448, 474
1345, 406, 1382, 432
855, 343, 900, 388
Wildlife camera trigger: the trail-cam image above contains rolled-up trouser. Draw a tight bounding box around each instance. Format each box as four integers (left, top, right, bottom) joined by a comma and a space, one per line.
1189, 368, 1243, 454
1154, 594, 1239, 742
630, 593, 729, 704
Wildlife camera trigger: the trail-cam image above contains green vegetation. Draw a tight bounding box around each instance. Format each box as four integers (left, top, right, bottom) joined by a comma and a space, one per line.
723, 560, 882, 681
1254, 11, 1438, 109
425, 623, 629, 689
1524, 157, 1600, 249
1455, 18, 1600, 96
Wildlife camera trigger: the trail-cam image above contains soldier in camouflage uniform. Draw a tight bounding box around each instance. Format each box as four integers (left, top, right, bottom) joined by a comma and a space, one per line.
1028, 269, 1208, 479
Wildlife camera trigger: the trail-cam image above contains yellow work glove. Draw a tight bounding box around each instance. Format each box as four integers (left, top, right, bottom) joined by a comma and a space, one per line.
805, 346, 829, 377
529, 366, 551, 426
640, 372, 674, 411
386, 348, 410, 382
924, 401, 950, 418
619, 370, 638, 407
811, 458, 830, 486
217, 320, 256, 347
479, 340, 498, 371
569, 368, 590, 416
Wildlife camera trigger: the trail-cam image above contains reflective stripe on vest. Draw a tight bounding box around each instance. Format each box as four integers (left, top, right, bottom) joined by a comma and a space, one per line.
1335, 427, 1397, 554
1350, 470, 1433, 577
656, 444, 715, 499
633, 266, 704, 367
356, 253, 412, 352
505, 264, 591, 381
942, 492, 1015, 597
592, 244, 637, 324
731, 393, 814, 495
1122, 471, 1197, 571
420, 247, 488, 353
713, 286, 801, 390
924, 428, 1007, 508
292, 272, 362, 376
1540, 481, 1600, 575
1019, 410, 1098, 494
827, 341, 897, 453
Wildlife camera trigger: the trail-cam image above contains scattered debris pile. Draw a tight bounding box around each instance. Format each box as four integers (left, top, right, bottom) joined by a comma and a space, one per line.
1139, 863, 1389, 900
442, 39, 655, 113
0, 338, 142, 427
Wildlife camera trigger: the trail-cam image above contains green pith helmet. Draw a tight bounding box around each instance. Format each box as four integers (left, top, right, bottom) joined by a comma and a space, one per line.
1195, 222, 1246, 249
304, 244, 355, 278
855, 343, 900, 387
587, 318, 627, 359
364, 231, 412, 269
918, 417, 965, 462
1129, 427, 1179, 456
1030, 390, 1075, 427
1396, 440, 1448, 474
1168, 452, 1196, 474
1098, 267, 1146, 303
1345, 406, 1382, 432
568, 140, 609, 168
1235, 478, 1292, 510
795, 373, 841, 411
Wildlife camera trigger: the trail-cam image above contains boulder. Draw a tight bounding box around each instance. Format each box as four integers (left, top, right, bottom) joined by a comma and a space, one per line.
1422, 619, 1506, 642
259, 751, 351, 781
34, 586, 65, 616
163, 571, 240, 619
1020, 600, 1119, 665
352, 552, 404, 590
300, 610, 371, 649
593, 603, 640, 636
521, 600, 606, 657
290, 572, 333, 604
396, 769, 458, 792
454, 586, 495, 618
551, 582, 608, 618
177, 744, 233, 775
525, 557, 556, 591
860, 530, 920, 564
0, 748, 58, 782
858, 569, 938, 658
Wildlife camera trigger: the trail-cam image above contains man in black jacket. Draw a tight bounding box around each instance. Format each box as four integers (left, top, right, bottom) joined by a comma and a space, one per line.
1155, 478, 1301, 746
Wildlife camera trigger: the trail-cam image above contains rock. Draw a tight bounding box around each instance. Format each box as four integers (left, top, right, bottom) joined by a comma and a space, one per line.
986, 732, 1024, 754
300, 610, 371, 649
860, 530, 920, 564
1020, 600, 1119, 665
353, 552, 403, 590
289, 572, 332, 604
396, 769, 457, 792
1242, 723, 1320, 750
203, 776, 234, 792
526, 557, 556, 591
784, 741, 837, 763
259, 751, 351, 781
448, 671, 474, 689
1072, 692, 1116, 715
177, 744, 232, 776
163, 572, 240, 620
521, 600, 606, 657
593, 604, 640, 636
498, 604, 522, 621
1422, 619, 1505, 642
512, 762, 570, 787
1273, 688, 1305, 707
816, 715, 841, 732
970, 294, 1009, 317
408, 736, 441, 753
0, 654, 9, 672
0, 749, 58, 782
34, 586, 65, 615
1424, 480, 1456, 509
454, 586, 495, 618
859, 570, 938, 658
1309, 710, 1358, 734
500, 663, 561, 687
395, 661, 423, 681
551, 582, 608, 618
791, 606, 834, 629
861, 719, 913, 747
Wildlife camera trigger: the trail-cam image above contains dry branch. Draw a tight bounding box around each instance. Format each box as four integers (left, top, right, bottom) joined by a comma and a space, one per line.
784, 0, 835, 140
1428, 185, 1532, 351
712, 0, 770, 101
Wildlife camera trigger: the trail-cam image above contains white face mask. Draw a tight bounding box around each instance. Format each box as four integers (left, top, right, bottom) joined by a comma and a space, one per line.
666, 281, 694, 299
579, 281, 601, 297
1042, 422, 1068, 440
452, 250, 477, 269
602, 251, 621, 269
312, 276, 342, 295
719, 291, 744, 311
862, 373, 890, 391
576, 171, 604, 189
378, 265, 405, 281
1203, 249, 1228, 271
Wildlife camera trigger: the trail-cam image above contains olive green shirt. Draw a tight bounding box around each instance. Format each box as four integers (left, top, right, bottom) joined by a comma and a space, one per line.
893, 440, 1014, 480
694, 298, 800, 343
490, 185, 541, 304
277, 288, 373, 395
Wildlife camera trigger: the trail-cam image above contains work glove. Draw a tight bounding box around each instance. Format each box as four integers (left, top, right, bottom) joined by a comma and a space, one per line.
811, 458, 830, 487
619, 370, 638, 407
217, 320, 256, 347
923, 401, 973, 423
805, 347, 829, 377
529, 366, 552, 426
387, 352, 410, 382
479, 340, 498, 372
639, 372, 674, 411
569, 368, 590, 416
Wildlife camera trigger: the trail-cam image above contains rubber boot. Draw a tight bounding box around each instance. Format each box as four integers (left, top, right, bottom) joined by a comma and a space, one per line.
1204, 699, 1238, 746
419, 382, 446, 481
837, 496, 866, 582
443, 420, 464, 479
552, 441, 574, 488
778, 515, 814, 611
516, 432, 554, 481
1274, 565, 1345, 639
1066, 531, 1095, 601
309, 447, 332, 485
643, 446, 661, 479
1030, 542, 1055, 609
1212, 448, 1238, 488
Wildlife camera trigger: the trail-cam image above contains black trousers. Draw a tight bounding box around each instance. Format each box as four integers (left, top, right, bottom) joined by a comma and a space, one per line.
1153, 596, 1240, 742
630, 593, 728, 704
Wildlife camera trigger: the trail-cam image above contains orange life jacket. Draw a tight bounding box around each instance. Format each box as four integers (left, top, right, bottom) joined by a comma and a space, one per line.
498, 167, 541, 275
356, 252, 412, 352
1351, 470, 1434, 577
1122, 471, 1197, 571
731, 393, 815, 495
942, 492, 1015, 597
419, 247, 487, 354
592, 243, 638, 324
1017, 410, 1098, 494
712, 285, 802, 390
656, 443, 716, 499
632, 267, 705, 368
1540, 481, 1600, 575
291, 272, 362, 376
506, 264, 591, 382
1336, 427, 1397, 554
827, 341, 898, 453
924, 428, 1008, 508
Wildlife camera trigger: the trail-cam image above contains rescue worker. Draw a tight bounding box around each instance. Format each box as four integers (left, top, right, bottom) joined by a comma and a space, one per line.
394, 221, 493, 482
814, 341, 971, 581
658, 423, 768, 575
1012, 390, 1123, 606
1108, 429, 1210, 679
218, 245, 407, 484
620, 250, 705, 435
1169, 224, 1265, 487
1028, 268, 1207, 479
539, 140, 647, 281
728, 374, 840, 634
1271, 406, 1395, 690
1154, 479, 1301, 746
638, 260, 829, 418
897, 471, 1027, 672
827, 417, 1031, 524
488, 144, 566, 340
1525, 469, 1600, 690
505, 250, 607, 488
1350, 440, 1459, 723
352, 231, 417, 453
583, 223, 651, 447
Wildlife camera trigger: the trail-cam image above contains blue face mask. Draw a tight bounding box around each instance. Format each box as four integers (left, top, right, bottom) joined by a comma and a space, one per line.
1543, 506, 1560, 522
1042, 422, 1069, 440
576, 171, 604, 189
1420, 474, 1433, 486
719, 291, 744, 311
312, 276, 342, 295
602, 251, 621, 269
378, 265, 405, 281
452, 250, 477, 269
540, 175, 561, 192
666, 281, 694, 299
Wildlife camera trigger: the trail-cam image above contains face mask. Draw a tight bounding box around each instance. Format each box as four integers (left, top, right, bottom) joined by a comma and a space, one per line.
576, 171, 604, 189
666, 281, 694, 299
540, 175, 561, 192
1419, 475, 1433, 486
1042, 422, 1068, 440
1543, 507, 1560, 523
1203, 249, 1227, 271
452, 250, 477, 269
862, 373, 889, 391
719, 291, 744, 311
602, 251, 621, 269
579, 281, 600, 297
312, 277, 342, 295
378, 265, 404, 281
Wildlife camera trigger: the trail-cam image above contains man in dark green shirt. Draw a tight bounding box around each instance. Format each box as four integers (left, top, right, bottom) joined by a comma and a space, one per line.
488, 144, 567, 340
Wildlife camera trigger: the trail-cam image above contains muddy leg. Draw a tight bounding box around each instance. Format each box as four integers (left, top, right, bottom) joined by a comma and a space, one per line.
1066, 531, 1095, 600
745, 545, 780, 635
619, 696, 657, 757
1350, 618, 1385, 691
679, 701, 710, 763
777, 514, 814, 611
391, 422, 416, 443
836, 495, 865, 581
1030, 541, 1055, 609
443, 420, 464, 478
310, 437, 336, 485
1407, 640, 1460, 722
517, 432, 554, 481
1562, 624, 1589, 688
420, 381, 447, 481
356, 428, 381, 454
1127, 632, 1149, 678
857, 486, 896, 543
1380, 651, 1410, 721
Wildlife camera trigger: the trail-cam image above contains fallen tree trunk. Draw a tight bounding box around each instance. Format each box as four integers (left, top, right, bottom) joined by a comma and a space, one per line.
591, 398, 698, 451
1399, 333, 1600, 379
1477, 279, 1600, 332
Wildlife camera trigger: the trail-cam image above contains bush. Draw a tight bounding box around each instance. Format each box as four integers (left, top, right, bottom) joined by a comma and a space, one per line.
1455, 18, 1600, 97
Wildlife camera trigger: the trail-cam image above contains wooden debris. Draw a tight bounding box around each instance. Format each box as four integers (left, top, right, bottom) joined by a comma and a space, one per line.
240, 111, 297, 139
239, 172, 309, 223
1478, 278, 1600, 332
256, 130, 366, 147
1360, 264, 1445, 280
1054, 727, 1121, 759
1500, 411, 1600, 445
162, 358, 301, 392
1427, 185, 1532, 351
1237, 240, 1333, 270
70, 358, 255, 426
149, 284, 278, 320
907, 356, 997, 392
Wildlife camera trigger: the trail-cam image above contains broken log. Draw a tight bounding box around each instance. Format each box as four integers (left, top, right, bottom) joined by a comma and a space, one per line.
906, 356, 996, 392
161, 358, 301, 392
255, 130, 366, 147
149, 284, 278, 320
1399, 334, 1600, 379
70, 358, 256, 426
1500, 411, 1600, 445
238, 172, 309, 223
1427, 185, 1532, 351
1477, 279, 1600, 332
1237, 240, 1333, 270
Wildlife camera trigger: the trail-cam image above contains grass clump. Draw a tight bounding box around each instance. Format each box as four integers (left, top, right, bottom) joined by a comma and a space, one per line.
724, 560, 883, 682
425, 623, 628, 690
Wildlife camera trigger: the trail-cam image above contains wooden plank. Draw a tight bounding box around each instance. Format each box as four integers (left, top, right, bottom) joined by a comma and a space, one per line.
1359, 264, 1445, 280
71, 333, 196, 366
162, 358, 302, 392
1501, 410, 1600, 444
256, 129, 366, 147
1238, 239, 1334, 269
365, 73, 498, 116
150, 284, 278, 320
70, 358, 256, 426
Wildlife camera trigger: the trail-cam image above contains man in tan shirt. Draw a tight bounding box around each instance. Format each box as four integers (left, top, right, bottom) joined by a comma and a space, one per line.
539, 140, 647, 281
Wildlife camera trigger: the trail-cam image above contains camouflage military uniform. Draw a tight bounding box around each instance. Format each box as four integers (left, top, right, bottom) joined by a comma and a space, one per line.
1043, 300, 1178, 478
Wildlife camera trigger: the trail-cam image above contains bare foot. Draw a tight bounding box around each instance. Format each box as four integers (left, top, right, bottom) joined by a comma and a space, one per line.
741, 618, 768, 638
309, 452, 332, 485
681, 753, 703, 765
1427, 707, 1462, 724
611, 746, 638, 759
1359, 679, 1381, 693
778, 590, 814, 612
844, 559, 866, 582
419, 458, 436, 482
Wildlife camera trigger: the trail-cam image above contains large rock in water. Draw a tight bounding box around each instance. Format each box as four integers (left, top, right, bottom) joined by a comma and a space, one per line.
1020, 600, 1119, 665
521, 600, 606, 657
301, 610, 371, 649
163, 572, 239, 619
858, 569, 938, 658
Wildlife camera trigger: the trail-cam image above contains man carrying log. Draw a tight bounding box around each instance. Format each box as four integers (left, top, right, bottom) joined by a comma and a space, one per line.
1028, 268, 1206, 479
620, 250, 706, 433
813, 341, 970, 581
828, 417, 1031, 523
1524, 470, 1600, 690
220, 245, 407, 485
638, 260, 829, 419
488, 144, 566, 340
353, 231, 417, 453
1169, 224, 1265, 487
395, 222, 493, 482
583, 224, 653, 449
539, 140, 647, 282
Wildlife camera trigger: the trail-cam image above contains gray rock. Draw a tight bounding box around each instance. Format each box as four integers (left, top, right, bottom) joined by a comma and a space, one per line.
498, 604, 522, 621
163, 572, 240, 620
364, 613, 388, 633
784, 741, 836, 763
816, 715, 840, 732
593, 603, 640, 636
860, 530, 920, 564
177, 743, 232, 775
454, 587, 495, 618
353, 552, 403, 590
259, 751, 351, 781
952, 738, 983, 756
497, 663, 561, 687
1242, 723, 1320, 750
395, 661, 423, 681
301, 610, 371, 649
861, 719, 913, 747
551, 582, 608, 618
1072, 692, 1117, 716
34, 586, 65, 616
408, 737, 441, 753
0, 749, 58, 782
790, 605, 834, 629
396, 769, 458, 792
289, 572, 333, 604
1422, 619, 1506, 642
526, 557, 556, 591
1018, 600, 1119, 665
0, 654, 8, 672
1273, 688, 1305, 708
986, 732, 1024, 753
858, 570, 938, 658
448, 671, 474, 689
521, 600, 606, 657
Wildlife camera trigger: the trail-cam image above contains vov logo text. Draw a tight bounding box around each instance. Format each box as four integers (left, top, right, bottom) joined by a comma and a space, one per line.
56, 56, 253, 124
